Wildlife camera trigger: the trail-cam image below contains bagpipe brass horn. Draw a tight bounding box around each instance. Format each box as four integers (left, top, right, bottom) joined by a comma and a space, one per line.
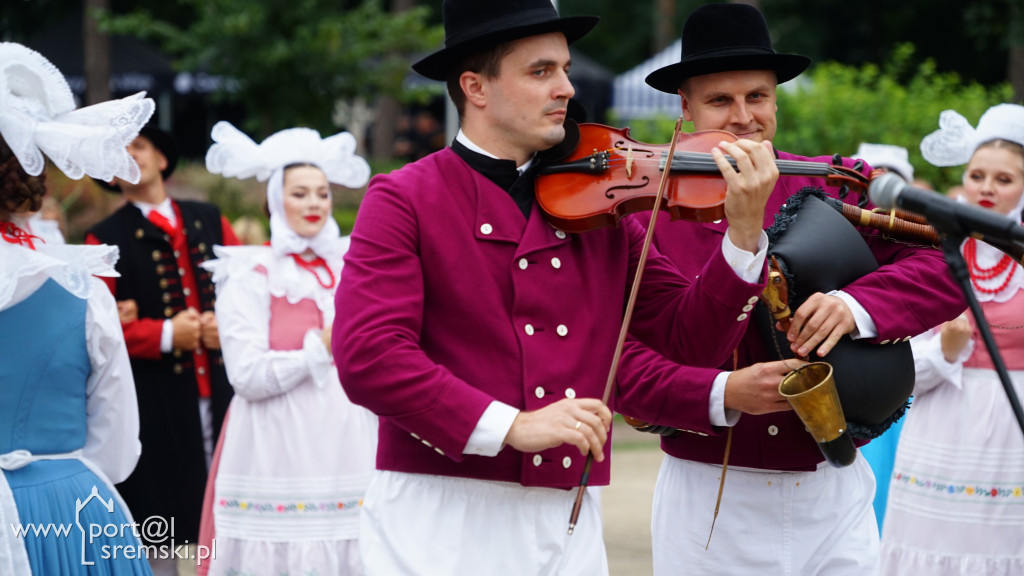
779, 362, 857, 467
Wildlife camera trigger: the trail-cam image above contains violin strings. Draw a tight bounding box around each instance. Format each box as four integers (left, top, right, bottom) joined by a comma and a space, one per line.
601, 158, 836, 174
590, 151, 864, 180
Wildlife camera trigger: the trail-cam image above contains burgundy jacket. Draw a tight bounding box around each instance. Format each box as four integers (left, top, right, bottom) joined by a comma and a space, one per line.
333, 148, 767, 488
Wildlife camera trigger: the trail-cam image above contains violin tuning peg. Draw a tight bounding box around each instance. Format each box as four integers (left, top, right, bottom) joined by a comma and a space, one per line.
832, 154, 843, 166
853, 159, 865, 172
838, 184, 849, 200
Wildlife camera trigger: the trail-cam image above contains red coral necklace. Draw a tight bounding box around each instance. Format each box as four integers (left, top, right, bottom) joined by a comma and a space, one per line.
964, 237, 1017, 294
291, 253, 335, 289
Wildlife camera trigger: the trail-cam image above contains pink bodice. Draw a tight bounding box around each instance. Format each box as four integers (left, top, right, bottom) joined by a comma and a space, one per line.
268, 296, 322, 351
966, 289, 1024, 370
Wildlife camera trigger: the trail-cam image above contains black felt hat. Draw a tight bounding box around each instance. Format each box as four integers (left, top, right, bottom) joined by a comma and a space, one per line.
412, 0, 599, 81
645, 4, 811, 94
96, 124, 179, 192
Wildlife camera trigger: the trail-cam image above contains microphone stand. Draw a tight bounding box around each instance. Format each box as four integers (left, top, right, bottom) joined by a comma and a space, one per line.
937, 231, 1024, 438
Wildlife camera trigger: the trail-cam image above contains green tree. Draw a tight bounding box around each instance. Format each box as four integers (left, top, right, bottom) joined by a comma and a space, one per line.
98, 0, 442, 138
776, 44, 1014, 192
558, 0, 1017, 95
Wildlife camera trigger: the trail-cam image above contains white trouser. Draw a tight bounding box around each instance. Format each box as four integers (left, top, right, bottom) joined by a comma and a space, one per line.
360, 470, 609, 576
652, 453, 879, 576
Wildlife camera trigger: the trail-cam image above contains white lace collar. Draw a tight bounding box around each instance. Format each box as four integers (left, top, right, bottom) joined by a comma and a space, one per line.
202, 237, 349, 309
0, 241, 119, 310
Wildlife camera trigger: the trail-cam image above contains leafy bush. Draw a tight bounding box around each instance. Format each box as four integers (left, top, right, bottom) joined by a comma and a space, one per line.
777, 44, 1014, 192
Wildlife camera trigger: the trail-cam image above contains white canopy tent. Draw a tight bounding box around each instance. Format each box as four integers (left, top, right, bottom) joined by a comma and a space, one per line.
611, 39, 683, 120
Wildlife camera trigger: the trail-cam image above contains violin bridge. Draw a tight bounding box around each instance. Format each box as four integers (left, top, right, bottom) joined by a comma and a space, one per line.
626, 142, 634, 178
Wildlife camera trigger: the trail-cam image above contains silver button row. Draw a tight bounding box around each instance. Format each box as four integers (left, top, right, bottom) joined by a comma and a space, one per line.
518, 257, 563, 270
534, 387, 577, 399
410, 432, 445, 455
531, 454, 573, 469
524, 323, 569, 336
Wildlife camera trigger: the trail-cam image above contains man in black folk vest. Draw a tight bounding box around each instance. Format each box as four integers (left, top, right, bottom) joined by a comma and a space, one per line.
86, 124, 238, 576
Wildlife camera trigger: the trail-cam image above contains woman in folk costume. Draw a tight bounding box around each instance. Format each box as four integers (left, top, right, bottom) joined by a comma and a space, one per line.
852, 142, 918, 532
200, 121, 376, 575
881, 103, 1024, 575
0, 42, 154, 574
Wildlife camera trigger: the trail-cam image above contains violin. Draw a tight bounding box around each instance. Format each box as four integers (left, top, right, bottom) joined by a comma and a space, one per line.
535, 123, 871, 233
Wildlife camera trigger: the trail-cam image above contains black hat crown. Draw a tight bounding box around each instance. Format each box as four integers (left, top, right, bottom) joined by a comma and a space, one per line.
645, 4, 810, 94
412, 0, 598, 81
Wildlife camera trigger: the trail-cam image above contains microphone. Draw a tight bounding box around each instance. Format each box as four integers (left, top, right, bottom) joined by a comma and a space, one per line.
869, 172, 1024, 246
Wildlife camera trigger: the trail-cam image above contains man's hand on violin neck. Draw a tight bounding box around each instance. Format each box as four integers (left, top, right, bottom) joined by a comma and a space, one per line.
504, 398, 613, 462
719, 139, 779, 253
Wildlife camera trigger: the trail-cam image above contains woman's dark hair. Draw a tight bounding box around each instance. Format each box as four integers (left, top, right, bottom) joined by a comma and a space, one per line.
0, 134, 47, 215
976, 138, 1024, 165
283, 162, 319, 173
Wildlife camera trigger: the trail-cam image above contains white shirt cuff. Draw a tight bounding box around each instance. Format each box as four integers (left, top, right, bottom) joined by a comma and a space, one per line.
160, 319, 174, 353
829, 290, 876, 339
721, 230, 769, 284
710, 371, 741, 427
463, 401, 520, 457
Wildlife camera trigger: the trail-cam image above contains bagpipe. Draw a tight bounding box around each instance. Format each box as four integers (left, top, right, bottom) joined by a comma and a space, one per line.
760, 188, 917, 466
625, 186, 948, 466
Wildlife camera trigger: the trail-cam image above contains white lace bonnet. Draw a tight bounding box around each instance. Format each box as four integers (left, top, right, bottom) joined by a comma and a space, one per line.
0, 42, 154, 182
920, 103, 1024, 167
855, 142, 914, 182
205, 121, 370, 257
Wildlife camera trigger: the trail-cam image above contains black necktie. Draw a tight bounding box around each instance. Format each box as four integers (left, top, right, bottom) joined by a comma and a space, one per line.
451, 140, 534, 219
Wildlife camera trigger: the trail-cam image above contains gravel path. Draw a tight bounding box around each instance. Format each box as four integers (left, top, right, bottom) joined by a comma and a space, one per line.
602, 421, 663, 576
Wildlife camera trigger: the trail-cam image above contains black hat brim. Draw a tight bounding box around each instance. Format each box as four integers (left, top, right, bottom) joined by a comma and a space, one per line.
645, 53, 811, 94
412, 16, 599, 81
96, 125, 179, 193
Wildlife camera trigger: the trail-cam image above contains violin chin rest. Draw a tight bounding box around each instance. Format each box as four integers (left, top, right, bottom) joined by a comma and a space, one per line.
537, 118, 581, 164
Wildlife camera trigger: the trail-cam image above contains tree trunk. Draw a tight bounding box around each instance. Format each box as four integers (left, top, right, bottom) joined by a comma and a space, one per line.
83, 0, 111, 105
371, 0, 417, 161
653, 0, 675, 52
1010, 1, 1024, 104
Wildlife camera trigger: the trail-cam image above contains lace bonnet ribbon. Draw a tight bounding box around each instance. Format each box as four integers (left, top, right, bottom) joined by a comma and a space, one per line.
920, 103, 1024, 168
204, 121, 371, 258
0, 42, 155, 182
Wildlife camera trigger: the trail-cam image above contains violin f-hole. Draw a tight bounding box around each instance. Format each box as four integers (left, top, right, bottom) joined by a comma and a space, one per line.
605, 177, 651, 200
613, 140, 656, 156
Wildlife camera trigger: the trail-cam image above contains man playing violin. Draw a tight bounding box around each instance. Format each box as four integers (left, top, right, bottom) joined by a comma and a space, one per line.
331, 1, 799, 574
616, 4, 965, 575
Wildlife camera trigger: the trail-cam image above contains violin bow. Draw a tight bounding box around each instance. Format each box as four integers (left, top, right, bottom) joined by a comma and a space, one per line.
567, 117, 686, 535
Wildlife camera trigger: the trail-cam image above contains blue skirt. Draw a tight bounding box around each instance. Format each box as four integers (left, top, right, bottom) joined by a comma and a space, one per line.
6, 460, 153, 575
